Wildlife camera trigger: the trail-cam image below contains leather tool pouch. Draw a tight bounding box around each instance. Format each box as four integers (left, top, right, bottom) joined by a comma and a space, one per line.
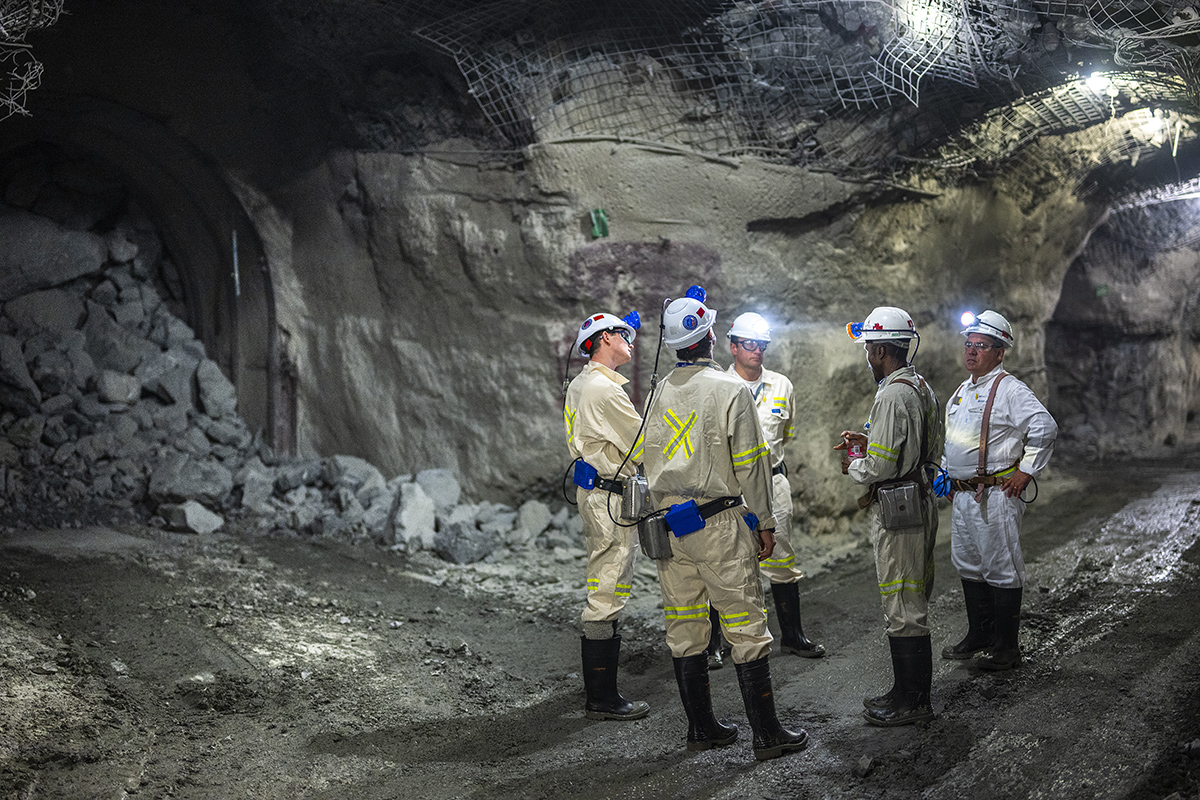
878, 481, 923, 530
637, 515, 673, 559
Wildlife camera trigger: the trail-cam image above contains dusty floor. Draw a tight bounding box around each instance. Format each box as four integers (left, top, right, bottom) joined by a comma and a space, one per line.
1, 460, 1199, 800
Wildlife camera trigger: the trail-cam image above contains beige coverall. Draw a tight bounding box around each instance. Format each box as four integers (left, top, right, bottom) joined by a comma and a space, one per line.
565, 362, 645, 626
728, 365, 800, 583
847, 366, 944, 637
643, 359, 777, 664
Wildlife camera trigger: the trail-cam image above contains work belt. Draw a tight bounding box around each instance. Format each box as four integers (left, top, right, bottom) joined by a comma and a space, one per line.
696, 496, 742, 519
662, 495, 742, 530
771, 463, 787, 477
596, 476, 624, 494
950, 463, 1018, 494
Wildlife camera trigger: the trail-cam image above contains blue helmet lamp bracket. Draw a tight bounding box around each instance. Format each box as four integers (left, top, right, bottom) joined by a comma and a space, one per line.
623, 311, 641, 330
685, 285, 706, 303
572, 460, 598, 490
665, 500, 705, 537
846, 322, 864, 340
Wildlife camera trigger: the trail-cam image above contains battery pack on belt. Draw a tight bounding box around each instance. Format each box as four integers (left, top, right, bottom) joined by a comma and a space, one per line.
664, 496, 742, 537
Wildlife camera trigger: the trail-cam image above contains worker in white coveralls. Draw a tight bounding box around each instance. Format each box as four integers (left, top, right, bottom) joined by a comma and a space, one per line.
938, 310, 1057, 672
836, 307, 944, 727
564, 311, 649, 721
703, 312, 824, 670
641, 285, 807, 761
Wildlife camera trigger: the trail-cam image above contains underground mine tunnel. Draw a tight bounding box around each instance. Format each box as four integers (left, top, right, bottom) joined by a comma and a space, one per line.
0, 1, 1198, 798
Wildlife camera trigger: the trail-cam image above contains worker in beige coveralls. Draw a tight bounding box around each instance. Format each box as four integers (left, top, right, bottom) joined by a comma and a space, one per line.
836, 306, 944, 727
641, 286, 808, 761
564, 311, 648, 721
710, 312, 825, 666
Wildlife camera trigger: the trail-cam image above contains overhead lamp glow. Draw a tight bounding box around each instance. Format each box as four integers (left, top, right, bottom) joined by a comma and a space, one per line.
1086, 72, 1110, 93
904, 0, 955, 42
960, 311, 977, 327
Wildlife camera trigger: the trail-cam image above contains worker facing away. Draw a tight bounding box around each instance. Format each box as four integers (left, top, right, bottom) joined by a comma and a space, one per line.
641, 286, 808, 761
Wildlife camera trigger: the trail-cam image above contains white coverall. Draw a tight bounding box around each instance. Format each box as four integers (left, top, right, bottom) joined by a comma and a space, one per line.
564, 362, 645, 627
942, 365, 1057, 589
643, 359, 777, 664
848, 366, 944, 638
727, 365, 801, 583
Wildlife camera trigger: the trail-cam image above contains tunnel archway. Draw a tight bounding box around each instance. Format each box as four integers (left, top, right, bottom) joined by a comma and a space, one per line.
1046, 197, 1200, 458
0, 96, 293, 453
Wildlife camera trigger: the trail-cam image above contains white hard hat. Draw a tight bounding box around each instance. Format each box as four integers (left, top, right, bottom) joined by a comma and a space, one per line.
574, 312, 638, 357
961, 310, 1014, 348
664, 286, 716, 349
847, 307, 916, 343
727, 312, 771, 342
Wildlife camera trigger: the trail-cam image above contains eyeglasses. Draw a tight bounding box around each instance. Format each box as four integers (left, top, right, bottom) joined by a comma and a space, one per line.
964, 342, 1000, 351
606, 329, 632, 345
735, 339, 768, 352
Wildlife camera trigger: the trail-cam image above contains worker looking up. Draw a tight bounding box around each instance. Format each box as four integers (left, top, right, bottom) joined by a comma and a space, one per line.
642, 286, 808, 761
564, 311, 649, 721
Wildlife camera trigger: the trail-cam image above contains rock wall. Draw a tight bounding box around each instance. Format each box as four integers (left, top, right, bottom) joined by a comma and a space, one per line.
1047, 224, 1200, 457
246, 141, 1103, 520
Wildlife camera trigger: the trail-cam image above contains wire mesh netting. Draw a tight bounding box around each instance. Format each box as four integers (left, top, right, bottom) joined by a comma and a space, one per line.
0, 0, 61, 119
401, 0, 1200, 187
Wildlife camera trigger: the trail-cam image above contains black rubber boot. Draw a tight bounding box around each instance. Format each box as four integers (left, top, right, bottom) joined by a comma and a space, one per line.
942, 579, 995, 659
706, 607, 727, 670
735, 656, 809, 761
862, 636, 934, 727
581, 635, 650, 720
771, 582, 826, 658
978, 587, 1022, 671
673, 654, 738, 750
862, 642, 900, 711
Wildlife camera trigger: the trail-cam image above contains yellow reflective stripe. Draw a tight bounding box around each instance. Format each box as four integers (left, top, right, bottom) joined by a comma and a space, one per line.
996, 465, 1017, 477
630, 433, 645, 462
664, 409, 697, 460
720, 610, 754, 628
732, 441, 770, 467
586, 579, 599, 589
879, 578, 926, 596
866, 443, 898, 462
564, 407, 577, 440
784, 425, 795, 436
772, 397, 787, 406
869, 441, 898, 454
664, 603, 710, 621
762, 555, 795, 568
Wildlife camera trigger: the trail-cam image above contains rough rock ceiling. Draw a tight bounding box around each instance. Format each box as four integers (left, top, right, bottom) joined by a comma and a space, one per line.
393, 0, 1200, 200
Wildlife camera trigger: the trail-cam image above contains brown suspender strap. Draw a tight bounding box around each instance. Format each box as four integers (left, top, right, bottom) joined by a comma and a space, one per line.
977, 372, 1009, 477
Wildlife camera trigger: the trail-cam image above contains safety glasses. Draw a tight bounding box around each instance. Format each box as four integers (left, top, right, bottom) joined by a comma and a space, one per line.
735, 339, 768, 352
964, 342, 1000, 351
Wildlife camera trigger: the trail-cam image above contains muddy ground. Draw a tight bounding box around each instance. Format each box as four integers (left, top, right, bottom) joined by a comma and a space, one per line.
1, 460, 1199, 800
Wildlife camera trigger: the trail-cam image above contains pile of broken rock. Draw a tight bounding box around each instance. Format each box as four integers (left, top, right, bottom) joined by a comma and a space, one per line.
0, 205, 582, 565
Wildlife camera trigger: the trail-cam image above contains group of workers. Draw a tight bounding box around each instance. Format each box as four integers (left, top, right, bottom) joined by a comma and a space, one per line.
562, 287, 1058, 761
